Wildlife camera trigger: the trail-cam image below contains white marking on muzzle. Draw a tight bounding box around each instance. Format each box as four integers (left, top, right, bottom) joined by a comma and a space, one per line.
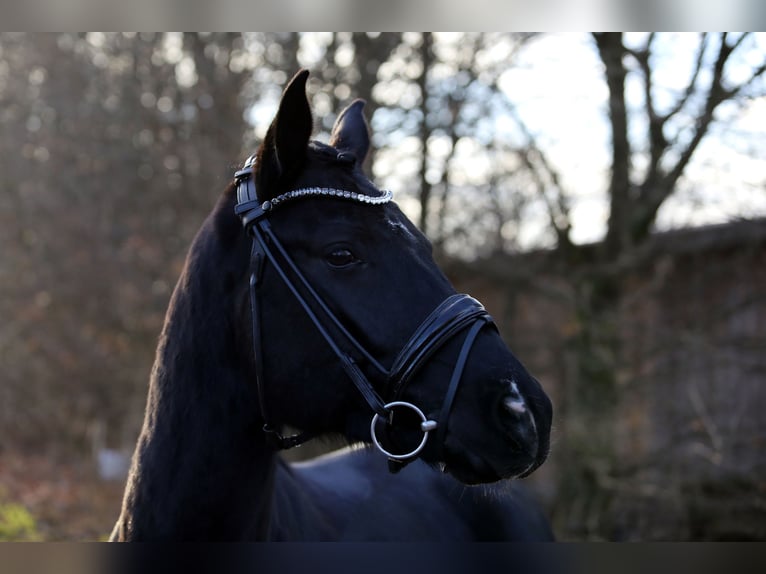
503, 381, 528, 414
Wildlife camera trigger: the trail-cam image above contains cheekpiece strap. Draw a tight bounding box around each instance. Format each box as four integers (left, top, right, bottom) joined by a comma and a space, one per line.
233, 154, 392, 451
234, 155, 271, 230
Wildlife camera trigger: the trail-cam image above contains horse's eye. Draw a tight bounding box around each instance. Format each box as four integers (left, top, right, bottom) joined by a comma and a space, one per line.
325, 248, 358, 268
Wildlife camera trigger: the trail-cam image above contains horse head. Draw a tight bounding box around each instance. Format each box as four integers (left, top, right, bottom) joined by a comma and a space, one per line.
237, 70, 552, 485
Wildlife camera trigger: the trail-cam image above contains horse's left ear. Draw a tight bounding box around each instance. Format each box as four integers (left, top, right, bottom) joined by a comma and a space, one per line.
257, 69, 313, 199
329, 99, 370, 165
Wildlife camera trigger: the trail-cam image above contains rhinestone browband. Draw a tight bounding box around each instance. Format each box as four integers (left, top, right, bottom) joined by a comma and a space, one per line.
263, 187, 394, 213
234, 155, 394, 227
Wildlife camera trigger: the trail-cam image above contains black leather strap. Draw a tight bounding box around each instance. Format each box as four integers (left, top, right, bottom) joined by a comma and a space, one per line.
387, 294, 495, 400
234, 156, 496, 461
258, 221, 388, 377
252, 221, 388, 418
235, 156, 273, 230
384, 316, 490, 473
249, 230, 315, 449
238, 156, 317, 448
436, 318, 489, 446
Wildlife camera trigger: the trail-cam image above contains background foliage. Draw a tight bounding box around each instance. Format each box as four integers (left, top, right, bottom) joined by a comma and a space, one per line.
1, 33, 764, 540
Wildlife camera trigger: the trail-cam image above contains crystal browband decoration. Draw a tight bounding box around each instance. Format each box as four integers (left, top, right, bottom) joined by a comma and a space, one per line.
263, 187, 394, 212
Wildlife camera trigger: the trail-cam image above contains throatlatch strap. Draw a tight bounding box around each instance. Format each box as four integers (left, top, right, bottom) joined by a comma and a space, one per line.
249, 238, 315, 449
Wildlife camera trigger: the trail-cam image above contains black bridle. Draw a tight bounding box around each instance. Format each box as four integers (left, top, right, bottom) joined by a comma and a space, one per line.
234, 155, 495, 468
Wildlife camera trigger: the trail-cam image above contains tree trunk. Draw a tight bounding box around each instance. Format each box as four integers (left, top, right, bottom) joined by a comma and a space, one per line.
418, 33, 433, 234
594, 33, 632, 261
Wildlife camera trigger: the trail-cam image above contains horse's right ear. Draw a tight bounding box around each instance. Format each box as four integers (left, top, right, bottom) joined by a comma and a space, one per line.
329, 99, 370, 165
256, 69, 313, 200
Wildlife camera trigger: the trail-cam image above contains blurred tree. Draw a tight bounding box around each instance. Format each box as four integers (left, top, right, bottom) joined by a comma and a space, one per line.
2, 33, 765, 540
0, 33, 254, 452
361, 32, 539, 256
545, 33, 766, 539
595, 33, 766, 259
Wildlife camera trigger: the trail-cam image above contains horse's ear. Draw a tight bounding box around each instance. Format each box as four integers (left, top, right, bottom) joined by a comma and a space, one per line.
329, 99, 370, 165
257, 69, 313, 199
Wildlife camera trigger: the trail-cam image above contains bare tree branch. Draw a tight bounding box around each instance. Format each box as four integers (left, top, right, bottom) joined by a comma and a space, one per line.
433, 126, 460, 253
626, 34, 667, 183
498, 96, 573, 250
630, 33, 766, 241
417, 32, 433, 234
726, 31, 749, 55
662, 34, 746, 191
660, 33, 709, 123
594, 33, 632, 258
520, 148, 572, 248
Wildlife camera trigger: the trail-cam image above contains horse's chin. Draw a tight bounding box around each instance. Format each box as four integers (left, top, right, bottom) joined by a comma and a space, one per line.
441, 461, 502, 485
437, 438, 539, 485
442, 455, 537, 485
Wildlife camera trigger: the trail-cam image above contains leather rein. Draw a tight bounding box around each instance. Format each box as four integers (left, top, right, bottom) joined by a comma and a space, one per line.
233, 155, 495, 468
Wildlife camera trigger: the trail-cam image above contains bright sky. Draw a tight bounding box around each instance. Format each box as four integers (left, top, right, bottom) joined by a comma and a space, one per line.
497, 33, 766, 245
497, 34, 611, 245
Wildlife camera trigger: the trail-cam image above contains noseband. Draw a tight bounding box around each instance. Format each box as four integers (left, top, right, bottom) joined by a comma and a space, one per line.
234, 156, 494, 468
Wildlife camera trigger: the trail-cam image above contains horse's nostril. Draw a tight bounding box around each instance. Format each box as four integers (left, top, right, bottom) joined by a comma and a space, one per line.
497, 382, 539, 464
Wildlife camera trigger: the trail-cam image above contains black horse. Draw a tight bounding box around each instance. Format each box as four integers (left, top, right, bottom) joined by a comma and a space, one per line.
110, 70, 553, 541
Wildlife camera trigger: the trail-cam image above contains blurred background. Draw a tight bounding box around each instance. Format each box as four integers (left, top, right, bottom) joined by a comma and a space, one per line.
0, 32, 764, 541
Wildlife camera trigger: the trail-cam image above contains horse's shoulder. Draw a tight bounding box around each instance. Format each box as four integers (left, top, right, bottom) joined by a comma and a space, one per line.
283, 447, 554, 541
286, 446, 378, 501
280, 447, 470, 540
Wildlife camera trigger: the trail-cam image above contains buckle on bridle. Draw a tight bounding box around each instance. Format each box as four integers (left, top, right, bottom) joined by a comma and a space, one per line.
262, 423, 314, 450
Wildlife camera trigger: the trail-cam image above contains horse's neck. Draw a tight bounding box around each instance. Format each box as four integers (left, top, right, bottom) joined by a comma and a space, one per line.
114, 206, 280, 541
